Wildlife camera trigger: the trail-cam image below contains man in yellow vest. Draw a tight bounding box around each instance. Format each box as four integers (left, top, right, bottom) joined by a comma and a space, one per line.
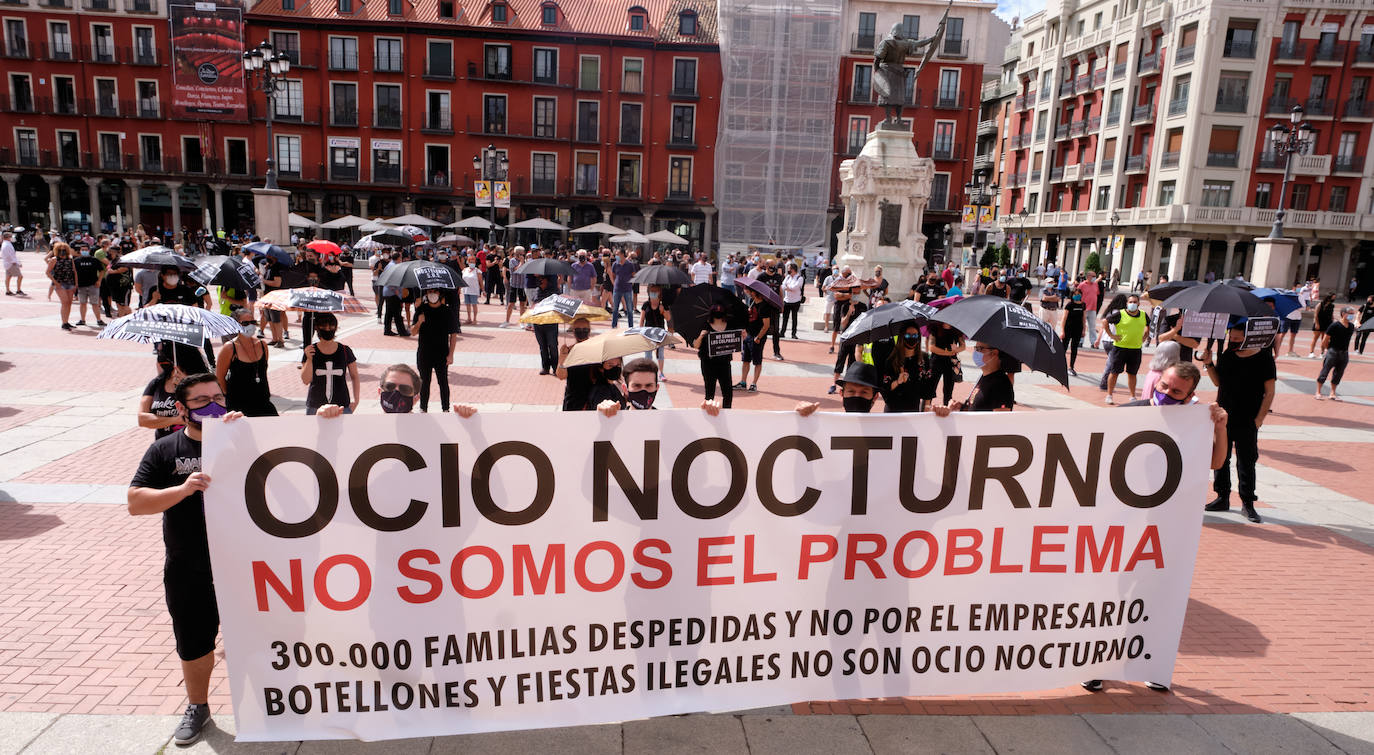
1104, 293, 1149, 404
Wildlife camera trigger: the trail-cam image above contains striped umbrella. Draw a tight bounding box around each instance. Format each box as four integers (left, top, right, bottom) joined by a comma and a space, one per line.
255, 287, 369, 314
98, 304, 240, 343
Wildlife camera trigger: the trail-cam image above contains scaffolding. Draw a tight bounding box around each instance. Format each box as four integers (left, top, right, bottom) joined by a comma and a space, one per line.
715, 0, 843, 251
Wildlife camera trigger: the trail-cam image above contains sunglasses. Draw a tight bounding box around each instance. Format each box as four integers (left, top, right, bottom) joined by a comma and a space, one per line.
381, 381, 416, 397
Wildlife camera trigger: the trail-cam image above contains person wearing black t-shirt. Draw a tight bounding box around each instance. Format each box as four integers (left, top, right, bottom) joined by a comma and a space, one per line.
145, 266, 204, 308
1201, 320, 1276, 523
1356, 295, 1374, 353
933, 342, 1014, 414
926, 321, 965, 405
874, 325, 936, 412
128, 373, 239, 747
556, 317, 596, 410
736, 289, 773, 392
692, 307, 735, 408
1315, 306, 1356, 401
912, 273, 947, 303
413, 289, 458, 412
755, 263, 786, 360
1060, 292, 1086, 376
299, 313, 360, 414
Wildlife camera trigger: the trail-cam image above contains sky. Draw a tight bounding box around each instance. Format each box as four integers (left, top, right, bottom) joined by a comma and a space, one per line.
995, 0, 1041, 24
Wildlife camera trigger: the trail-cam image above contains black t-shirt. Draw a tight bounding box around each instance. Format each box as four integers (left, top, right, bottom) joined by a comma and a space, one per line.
1326, 321, 1354, 351
583, 381, 627, 410
931, 325, 962, 351
262, 259, 284, 291
744, 301, 768, 337
130, 430, 208, 567
143, 376, 182, 440
1214, 346, 1276, 420
985, 282, 1010, 299
73, 255, 105, 287
302, 343, 357, 408
914, 282, 946, 301
964, 370, 1015, 412
1062, 301, 1086, 337
757, 271, 783, 292
317, 263, 346, 291
1008, 277, 1032, 303
413, 303, 455, 352
158, 283, 201, 306
562, 365, 594, 411
640, 301, 667, 328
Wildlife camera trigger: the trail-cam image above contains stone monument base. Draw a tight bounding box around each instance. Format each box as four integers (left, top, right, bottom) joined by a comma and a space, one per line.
252, 188, 291, 246
1249, 236, 1298, 289
834, 126, 934, 298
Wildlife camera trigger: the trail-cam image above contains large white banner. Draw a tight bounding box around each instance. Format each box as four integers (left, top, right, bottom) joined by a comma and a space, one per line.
204, 406, 1210, 742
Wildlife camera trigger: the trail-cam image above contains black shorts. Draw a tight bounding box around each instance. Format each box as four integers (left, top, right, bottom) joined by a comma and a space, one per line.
742, 335, 764, 365
1110, 347, 1142, 375
510, 287, 527, 304
164, 562, 220, 661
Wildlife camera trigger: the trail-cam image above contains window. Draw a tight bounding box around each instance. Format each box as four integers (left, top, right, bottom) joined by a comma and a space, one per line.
330, 143, 359, 181
673, 58, 697, 94
933, 121, 955, 159
671, 104, 695, 144
328, 37, 358, 70
575, 152, 598, 194
492, 2, 506, 22
541, 3, 557, 25
1169, 75, 1189, 111
273, 135, 299, 174
944, 17, 964, 54
579, 56, 600, 90
426, 91, 450, 130
534, 48, 557, 84
1200, 181, 1232, 207
1326, 185, 1349, 212
533, 97, 556, 138
439, 1, 454, 18
10, 73, 33, 112
274, 80, 303, 119
1280, 19, 1299, 54
484, 94, 507, 133
1157, 180, 1175, 206
98, 133, 120, 169
577, 101, 599, 141
388, 0, 402, 14
4, 20, 25, 58
930, 173, 950, 210
857, 12, 876, 47
54, 76, 75, 114
95, 78, 116, 115
428, 40, 453, 78
15, 129, 37, 165
282, 0, 295, 9
620, 102, 642, 144
137, 80, 158, 117
1254, 182, 1272, 209
1206, 127, 1240, 167
622, 58, 643, 92
134, 27, 155, 64
679, 10, 697, 36
485, 44, 511, 79
1223, 23, 1255, 58
1094, 12, 1102, 31
49, 22, 71, 58
1216, 73, 1248, 113
1097, 186, 1111, 210
220, 137, 245, 175
938, 69, 960, 107
426, 145, 449, 185
900, 14, 919, 38
629, 9, 646, 31
852, 64, 872, 101
1290, 183, 1309, 210
1026, 191, 1038, 214
903, 67, 915, 104
271, 32, 299, 65
91, 24, 113, 62
848, 116, 868, 153
669, 156, 692, 197
57, 131, 78, 168
375, 38, 402, 72
373, 146, 401, 183
531, 153, 556, 194
618, 155, 641, 196
140, 134, 162, 170
375, 84, 401, 127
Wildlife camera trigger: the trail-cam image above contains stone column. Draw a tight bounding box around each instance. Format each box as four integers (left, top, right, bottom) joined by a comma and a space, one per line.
1197, 241, 1212, 280
0, 174, 18, 224
641, 208, 655, 234
312, 194, 325, 226
1222, 238, 1237, 279
358, 197, 369, 219
84, 177, 102, 230
1251, 236, 1299, 288
703, 207, 717, 257
209, 184, 226, 233
600, 207, 613, 223
1337, 241, 1353, 299
1166, 236, 1189, 281
123, 179, 142, 229
166, 181, 183, 244
44, 175, 61, 230
402, 199, 414, 216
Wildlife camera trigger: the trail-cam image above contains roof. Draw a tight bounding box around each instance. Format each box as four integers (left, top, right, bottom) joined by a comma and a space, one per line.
248, 0, 717, 43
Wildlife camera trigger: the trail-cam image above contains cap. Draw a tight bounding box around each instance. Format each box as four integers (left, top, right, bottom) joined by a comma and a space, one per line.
837, 362, 881, 390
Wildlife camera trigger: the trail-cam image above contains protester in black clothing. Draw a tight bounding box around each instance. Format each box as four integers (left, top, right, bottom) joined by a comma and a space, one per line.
215, 306, 276, 416
875, 325, 936, 412
530, 276, 560, 374
139, 350, 192, 439
640, 286, 671, 378
1007, 273, 1032, 307
692, 307, 735, 408
1201, 319, 1276, 523
72, 247, 107, 326
1060, 291, 1086, 376
595, 358, 661, 416
736, 288, 774, 392
582, 357, 627, 410
926, 321, 965, 404
299, 313, 360, 415
128, 373, 239, 746
1357, 295, 1374, 354
1308, 292, 1336, 358
146, 266, 202, 307
984, 273, 1011, 298
755, 262, 785, 360
913, 273, 947, 302
933, 342, 1014, 414
827, 301, 868, 394
413, 289, 458, 412
555, 317, 595, 410
1315, 307, 1356, 401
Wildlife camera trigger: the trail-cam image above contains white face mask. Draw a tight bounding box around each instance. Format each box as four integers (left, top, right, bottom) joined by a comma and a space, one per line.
164, 275, 179, 287
426, 292, 441, 304
1126, 302, 1140, 313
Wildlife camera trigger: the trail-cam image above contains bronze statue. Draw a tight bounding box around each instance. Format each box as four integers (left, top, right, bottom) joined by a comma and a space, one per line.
874, 0, 951, 127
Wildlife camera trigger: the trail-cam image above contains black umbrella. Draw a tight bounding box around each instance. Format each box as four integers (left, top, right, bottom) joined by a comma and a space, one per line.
1359, 319, 1374, 332
1157, 282, 1272, 317
1146, 279, 1201, 302
118, 246, 197, 271
1221, 277, 1256, 290
670, 283, 748, 342
633, 264, 692, 286
930, 295, 1069, 387
515, 258, 575, 277
375, 260, 463, 291
190, 255, 261, 291
840, 300, 938, 347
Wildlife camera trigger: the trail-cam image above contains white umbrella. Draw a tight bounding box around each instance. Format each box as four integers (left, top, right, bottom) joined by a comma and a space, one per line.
320, 214, 370, 229
507, 217, 568, 231
359, 218, 393, 233
115, 206, 124, 235
571, 221, 626, 235
646, 229, 689, 244
385, 213, 443, 226
287, 212, 319, 228
610, 230, 649, 244
446, 216, 501, 230
353, 237, 390, 252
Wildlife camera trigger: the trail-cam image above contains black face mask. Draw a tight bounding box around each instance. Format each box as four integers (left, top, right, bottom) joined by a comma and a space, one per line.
316, 329, 337, 341
379, 390, 414, 413
842, 395, 875, 413
902, 334, 921, 347
603, 365, 622, 382
627, 388, 656, 410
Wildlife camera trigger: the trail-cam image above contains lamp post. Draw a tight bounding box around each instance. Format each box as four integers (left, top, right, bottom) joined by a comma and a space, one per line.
472, 144, 509, 246
1017, 208, 1029, 268
241, 41, 292, 191
942, 223, 953, 267
1105, 209, 1120, 281
1267, 105, 1314, 239
963, 169, 999, 266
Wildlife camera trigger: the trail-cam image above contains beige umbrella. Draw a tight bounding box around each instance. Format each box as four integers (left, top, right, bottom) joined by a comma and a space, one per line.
320, 214, 370, 229
564, 327, 683, 367
287, 212, 319, 228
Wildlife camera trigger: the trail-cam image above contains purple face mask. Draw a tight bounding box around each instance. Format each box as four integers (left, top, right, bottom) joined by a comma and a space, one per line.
188, 400, 228, 425
1151, 389, 1185, 406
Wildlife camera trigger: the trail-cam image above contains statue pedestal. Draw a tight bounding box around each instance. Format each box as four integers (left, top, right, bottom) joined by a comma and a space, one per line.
1249, 236, 1298, 288
835, 125, 934, 297
252, 188, 291, 246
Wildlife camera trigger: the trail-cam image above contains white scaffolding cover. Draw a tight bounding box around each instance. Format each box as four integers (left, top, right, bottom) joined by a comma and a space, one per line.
715, 0, 843, 249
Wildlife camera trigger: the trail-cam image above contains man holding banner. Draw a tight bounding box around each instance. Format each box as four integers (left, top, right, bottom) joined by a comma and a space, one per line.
1202, 318, 1276, 523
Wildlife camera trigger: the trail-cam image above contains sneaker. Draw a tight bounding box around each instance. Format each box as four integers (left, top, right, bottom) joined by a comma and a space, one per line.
748, 384, 758, 392
774, 354, 784, 361
1241, 503, 1262, 524
538, 368, 550, 375
1145, 682, 1170, 692
734, 381, 748, 389
75, 319, 86, 326
659, 373, 667, 382
14, 289, 23, 295
1081, 680, 1103, 692
1104, 395, 1114, 405
1307, 352, 1316, 358
172, 703, 211, 746
3, 291, 11, 296
61, 322, 73, 331
827, 384, 838, 395
1204, 495, 1230, 513
1068, 368, 1078, 377
95, 319, 107, 327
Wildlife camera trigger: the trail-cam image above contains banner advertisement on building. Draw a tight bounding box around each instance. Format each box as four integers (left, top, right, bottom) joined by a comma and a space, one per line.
168, 0, 247, 119
204, 407, 1211, 742
493, 181, 511, 208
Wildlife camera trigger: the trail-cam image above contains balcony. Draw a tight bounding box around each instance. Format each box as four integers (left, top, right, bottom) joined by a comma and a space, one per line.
1175, 46, 1195, 65
1064, 164, 1082, 182
849, 85, 872, 105
1305, 97, 1334, 117
423, 109, 453, 133
1125, 154, 1146, 172
1059, 80, 1075, 98
935, 91, 961, 109
373, 108, 402, 129
1222, 40, 1256, 59
1030, 169, 1042, 182
1070, 119, 1087, 136
977, 119, 998, 136
85, 0, 113, 9
141, 157, 162, 172
328, 51, 359, 71
1137, 52, 1161, 75
1266, 95, 1298, 115
1345, 99, 1374, 119
1014, 95, 1025, 110
1313, 44, 1342, 63
374, 53, 403, 73
1025, 90, 1037, 107
4, 38, 26, 58
1034, 129, 1046, 143
331, 107, 357, 127
574, 180, 598, 196
1131, 103, 1155, 123
1106, 109, 1121, 126
931, 142, 956, 161
133, 48, 156, 65
851, 32, 875, 52
1050, 165, 1065, 181
1333, 154, 1364, 173
1275, 41, 1307, 62
136, 100, 160, 119
1099, 157, 1114, 173
129, 0, 155, 11
424, 171, 450, 189
425, 62, 455, 81
973, 152, 995, 171
1168, 98, 1189, 117
1205, 151, 1239, 168
619, 127, 642, 146
939, 39, 969, 59
1113, 62, 1127, 80
95, 99, 118, 117
1075, 74, 1090, 92
330, 164, 359, 182
1161, 151, 1180, 168
1054, 123, 1069, 140
374, 166, 402, 184
670, 85, 698, 99
1215, 94, 1247, 114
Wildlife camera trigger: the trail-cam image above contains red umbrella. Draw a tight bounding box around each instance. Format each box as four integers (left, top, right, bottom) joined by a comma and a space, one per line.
304, 240, 343, 256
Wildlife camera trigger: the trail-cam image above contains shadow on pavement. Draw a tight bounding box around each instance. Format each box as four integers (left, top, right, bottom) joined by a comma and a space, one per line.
1178, 597, 1269, 659
0, 500, 65, 540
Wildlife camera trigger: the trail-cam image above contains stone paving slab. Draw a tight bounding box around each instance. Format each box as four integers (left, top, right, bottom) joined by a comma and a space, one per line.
1080, 713, 1222, 754
1192, 713, 1345, 754
970, 714, 1111, 753
17, 714, 176, 755
0, 712, 57, 755
740, 714, 872, 755
622, 714, 750, 754
1293, 712, 1374, 755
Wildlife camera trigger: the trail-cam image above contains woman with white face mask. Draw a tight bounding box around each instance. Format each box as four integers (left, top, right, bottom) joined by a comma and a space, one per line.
412, 287, 458, 412
215, 305, 277, 416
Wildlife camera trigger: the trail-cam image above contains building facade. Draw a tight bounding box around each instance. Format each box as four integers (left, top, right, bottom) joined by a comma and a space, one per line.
1003, 0, 1374, 294
1, 0, 722, 248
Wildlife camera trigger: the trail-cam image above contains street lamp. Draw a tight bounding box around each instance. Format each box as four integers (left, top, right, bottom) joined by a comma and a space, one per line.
472, 144, 509, 245
963, 170, 999, 265
1267, 104, 1315, 239
242, 41, 292, 191
942, 223, 953, 266
1105, 209, 1120, 281
1017, 208, 1029, 267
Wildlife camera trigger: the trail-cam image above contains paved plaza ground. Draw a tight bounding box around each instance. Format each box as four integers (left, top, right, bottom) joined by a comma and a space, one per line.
2, 254, 1373, 753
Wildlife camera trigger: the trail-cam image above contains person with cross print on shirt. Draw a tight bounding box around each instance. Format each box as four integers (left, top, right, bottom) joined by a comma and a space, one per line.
299, 312, 360, 415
